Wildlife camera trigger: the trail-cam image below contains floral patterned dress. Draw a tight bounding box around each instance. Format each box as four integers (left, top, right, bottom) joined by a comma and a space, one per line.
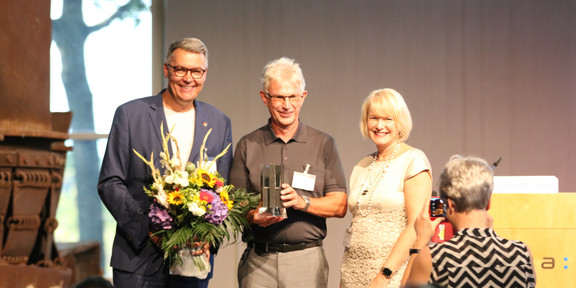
340, 148, 430, 288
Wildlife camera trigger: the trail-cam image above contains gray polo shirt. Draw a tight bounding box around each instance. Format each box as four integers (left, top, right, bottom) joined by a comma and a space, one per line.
230, 121, 347, 243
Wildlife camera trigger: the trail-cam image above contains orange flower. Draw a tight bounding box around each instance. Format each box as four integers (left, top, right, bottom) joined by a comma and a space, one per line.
199, 189, 214, 203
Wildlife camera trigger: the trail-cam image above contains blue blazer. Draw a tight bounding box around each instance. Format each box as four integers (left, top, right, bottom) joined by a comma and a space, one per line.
97, 90, 233, 275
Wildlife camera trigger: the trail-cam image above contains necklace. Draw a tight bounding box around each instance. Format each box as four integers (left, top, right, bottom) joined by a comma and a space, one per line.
356, 143, 401, 217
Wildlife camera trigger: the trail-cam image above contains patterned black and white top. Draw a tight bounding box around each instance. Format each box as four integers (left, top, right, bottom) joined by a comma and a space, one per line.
429, 228, 536, 288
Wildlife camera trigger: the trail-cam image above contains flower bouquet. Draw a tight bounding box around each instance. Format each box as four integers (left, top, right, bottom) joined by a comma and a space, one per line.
134, 125, 259, 278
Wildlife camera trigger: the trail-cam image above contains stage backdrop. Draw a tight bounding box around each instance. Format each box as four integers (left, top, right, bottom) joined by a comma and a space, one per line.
156, 1, 576, 287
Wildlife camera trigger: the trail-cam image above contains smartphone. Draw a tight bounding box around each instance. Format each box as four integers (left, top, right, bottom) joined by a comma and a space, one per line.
430, 197, 447, 218
430, 197, 452, 242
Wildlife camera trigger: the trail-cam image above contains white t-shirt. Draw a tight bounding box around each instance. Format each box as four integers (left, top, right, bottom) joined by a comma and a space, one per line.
164, 107, 196, 166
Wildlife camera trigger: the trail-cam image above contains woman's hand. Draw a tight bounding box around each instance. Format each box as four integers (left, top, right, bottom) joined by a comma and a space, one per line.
413, 203, 445, 249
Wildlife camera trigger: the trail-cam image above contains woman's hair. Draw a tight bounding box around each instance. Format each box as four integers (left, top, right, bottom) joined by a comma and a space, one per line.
261, 57, 306, 93
438, 155, 494, 212
165, 38, 209, 66
359, 88, 412, 141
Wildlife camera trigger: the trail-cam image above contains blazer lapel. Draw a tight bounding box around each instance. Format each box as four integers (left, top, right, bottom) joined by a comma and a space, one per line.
148, 92, 170, 155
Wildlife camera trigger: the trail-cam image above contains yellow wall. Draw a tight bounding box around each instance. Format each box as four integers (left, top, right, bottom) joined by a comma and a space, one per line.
491, 193, 576, 287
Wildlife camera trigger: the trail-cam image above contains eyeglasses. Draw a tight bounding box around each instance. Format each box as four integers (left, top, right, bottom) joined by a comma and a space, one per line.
167, 64, 206, 79
265, 93, 303, 105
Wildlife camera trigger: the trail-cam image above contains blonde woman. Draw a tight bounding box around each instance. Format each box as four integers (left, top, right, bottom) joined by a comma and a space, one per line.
340, 88, 432, 288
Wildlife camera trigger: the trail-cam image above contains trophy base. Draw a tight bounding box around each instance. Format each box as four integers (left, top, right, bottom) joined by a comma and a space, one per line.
259, 206, 287, 218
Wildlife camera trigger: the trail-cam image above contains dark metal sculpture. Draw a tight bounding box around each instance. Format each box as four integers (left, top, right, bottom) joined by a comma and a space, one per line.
0, 1, 74, 287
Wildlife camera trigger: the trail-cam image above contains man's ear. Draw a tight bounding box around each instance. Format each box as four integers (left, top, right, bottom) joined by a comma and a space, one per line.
447, 198, 455, 214
162, 63, 169, 78
486, 198, 491, 210
260, 91, 268, 104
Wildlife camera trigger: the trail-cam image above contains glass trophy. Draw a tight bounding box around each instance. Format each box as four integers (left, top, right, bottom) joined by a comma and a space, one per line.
259, 163, 287, 218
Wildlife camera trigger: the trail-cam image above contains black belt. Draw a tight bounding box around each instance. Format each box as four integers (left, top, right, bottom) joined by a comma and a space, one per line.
248, 239, 323, 253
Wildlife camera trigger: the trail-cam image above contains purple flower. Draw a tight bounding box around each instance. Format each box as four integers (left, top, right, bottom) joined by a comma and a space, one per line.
204, 190, 229, 225
149, 202, 173, 230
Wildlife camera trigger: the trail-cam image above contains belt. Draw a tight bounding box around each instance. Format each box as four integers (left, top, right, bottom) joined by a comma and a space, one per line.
248, 239, 323, 253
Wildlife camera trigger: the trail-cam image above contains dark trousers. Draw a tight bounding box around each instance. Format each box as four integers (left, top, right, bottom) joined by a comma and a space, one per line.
113, 267, 165, 288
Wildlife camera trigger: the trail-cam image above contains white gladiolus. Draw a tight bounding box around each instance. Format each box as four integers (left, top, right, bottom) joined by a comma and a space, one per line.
155, 188, 170, 208
187, 202, 206, 216
174, 171, 189, 187
170, 157, 181, 168
174, 177, 189, 187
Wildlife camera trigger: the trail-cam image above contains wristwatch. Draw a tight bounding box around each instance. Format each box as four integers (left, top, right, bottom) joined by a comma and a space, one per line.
382, 267, 393, 279
301, 195, 311, 212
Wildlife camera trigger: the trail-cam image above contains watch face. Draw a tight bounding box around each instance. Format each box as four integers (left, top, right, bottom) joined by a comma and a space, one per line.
382, 267, 393, 278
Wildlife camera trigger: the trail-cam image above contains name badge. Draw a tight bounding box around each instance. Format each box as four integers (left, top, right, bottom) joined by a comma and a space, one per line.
292, 164, 316, 191
197, 157, 218, 174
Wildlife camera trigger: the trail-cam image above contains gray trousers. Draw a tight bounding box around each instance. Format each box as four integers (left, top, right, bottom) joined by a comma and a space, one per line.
238, 246, 329, 288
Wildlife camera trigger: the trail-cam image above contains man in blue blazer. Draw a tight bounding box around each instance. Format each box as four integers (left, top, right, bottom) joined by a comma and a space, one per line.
98, 38, 232, 288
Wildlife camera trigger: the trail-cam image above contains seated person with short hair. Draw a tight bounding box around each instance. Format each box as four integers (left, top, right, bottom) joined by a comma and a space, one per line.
404, 155, 536, 288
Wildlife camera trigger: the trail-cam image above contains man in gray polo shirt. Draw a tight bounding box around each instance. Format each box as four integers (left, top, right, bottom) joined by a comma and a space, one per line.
230, 57, 348, 287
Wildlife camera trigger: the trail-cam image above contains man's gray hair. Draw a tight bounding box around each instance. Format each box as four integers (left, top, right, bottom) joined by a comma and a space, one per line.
261, 57, 306, 93
165, 37, 208, 66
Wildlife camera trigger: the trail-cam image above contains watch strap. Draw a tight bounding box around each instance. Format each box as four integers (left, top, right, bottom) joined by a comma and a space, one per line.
382, 267, 393, 279
302, 195, 311, 212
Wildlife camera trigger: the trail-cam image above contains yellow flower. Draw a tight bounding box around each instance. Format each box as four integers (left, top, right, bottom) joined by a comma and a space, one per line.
219, 190, 233, 210
196, 169, 218, 188
167, 190, 185, 205
192, 194, 208, 206
189, 172, 204, 187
